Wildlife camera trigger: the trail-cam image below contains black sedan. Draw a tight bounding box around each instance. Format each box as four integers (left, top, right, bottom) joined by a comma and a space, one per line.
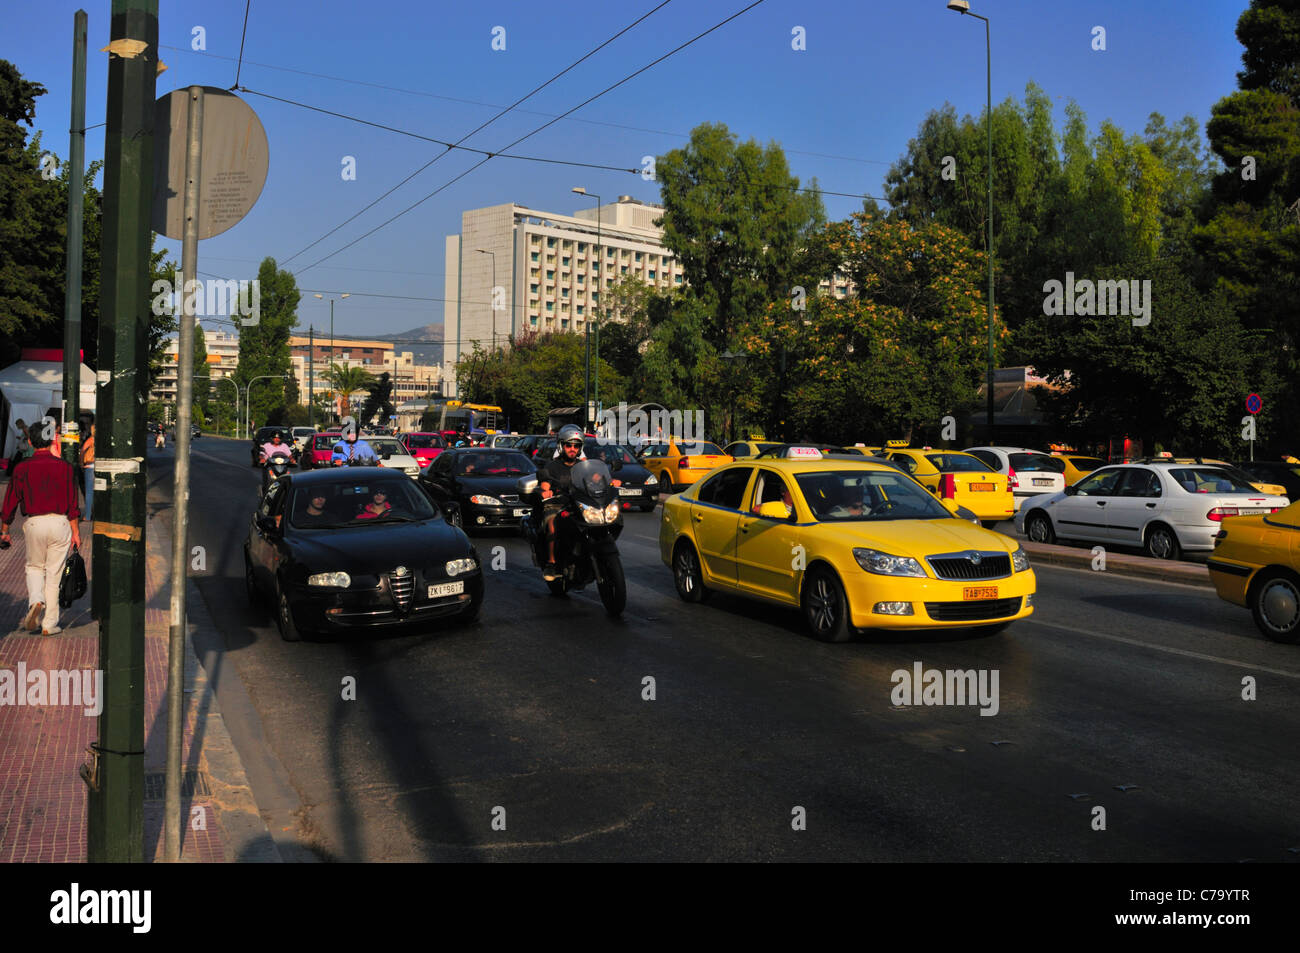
533, 437, 658, 511
244, 468, 482, 641
418, 448, 537, 533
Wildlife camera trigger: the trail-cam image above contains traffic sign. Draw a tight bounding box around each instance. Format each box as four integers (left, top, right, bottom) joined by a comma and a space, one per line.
1246, 393, 1262, 415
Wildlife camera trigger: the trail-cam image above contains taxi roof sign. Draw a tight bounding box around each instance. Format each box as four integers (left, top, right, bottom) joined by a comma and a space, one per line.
885, 439, 909, 448
786, 446, 823, 459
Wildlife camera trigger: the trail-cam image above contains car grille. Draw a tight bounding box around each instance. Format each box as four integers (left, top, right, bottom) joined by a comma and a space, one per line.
926, 552, 1011, 580
925, 597, 1022, 621
389, 571, 414, 609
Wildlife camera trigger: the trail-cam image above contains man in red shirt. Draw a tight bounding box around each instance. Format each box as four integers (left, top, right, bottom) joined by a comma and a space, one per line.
1, 432, 81, 634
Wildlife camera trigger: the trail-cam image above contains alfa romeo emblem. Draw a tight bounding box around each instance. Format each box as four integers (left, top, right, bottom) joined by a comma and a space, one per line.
394, 566, 409, 577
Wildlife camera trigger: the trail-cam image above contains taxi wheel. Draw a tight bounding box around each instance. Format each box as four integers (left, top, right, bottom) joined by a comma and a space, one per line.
1250, 571, 1300, 643
802, 567, 853, 643
672, 541, 711, 603
1144, 523, 1181, 561
276, 579, 303, 642
1025, 512, 1055, 545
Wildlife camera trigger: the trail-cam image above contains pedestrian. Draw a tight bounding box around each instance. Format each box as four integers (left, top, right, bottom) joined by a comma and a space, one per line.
80, 414, 95, 522
6, 419, 34, 476
1, 430, 82, 635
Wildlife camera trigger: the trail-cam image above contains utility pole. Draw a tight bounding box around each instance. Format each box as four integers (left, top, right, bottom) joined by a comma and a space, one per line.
307, 326, 314, 427
62, 9, 88, 470
88, 0, 158, 863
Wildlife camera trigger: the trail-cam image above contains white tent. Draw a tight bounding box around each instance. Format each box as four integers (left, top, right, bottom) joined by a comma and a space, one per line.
0, 358, 97, 459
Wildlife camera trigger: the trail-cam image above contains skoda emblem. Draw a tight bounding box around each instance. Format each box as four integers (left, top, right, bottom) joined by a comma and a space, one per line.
970, 552, 982, 565
394, 566, 409, 577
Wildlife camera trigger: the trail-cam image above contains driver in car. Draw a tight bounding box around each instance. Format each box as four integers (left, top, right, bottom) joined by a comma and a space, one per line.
827, 484, 866, 518
355, 488, 393, 520
299, 491, 332, 526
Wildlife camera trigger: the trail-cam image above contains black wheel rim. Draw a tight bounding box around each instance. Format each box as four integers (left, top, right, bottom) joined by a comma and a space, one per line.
1149, 528, 1175, 559
1028, 516, 1048, 543
675, 548, 698, 595
807, 575, 838, 633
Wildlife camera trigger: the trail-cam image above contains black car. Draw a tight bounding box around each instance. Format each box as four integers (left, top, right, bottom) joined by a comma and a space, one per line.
418, 448, 537, 533
250, 425, 294, 466
244, 468, 482, 641
1233, 460, 1300, 500
533, 437, 658, 512
511, 434, 548, 461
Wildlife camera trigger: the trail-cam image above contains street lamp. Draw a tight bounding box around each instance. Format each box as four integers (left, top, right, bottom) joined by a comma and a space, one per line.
212, 376, 239, 438
572, 187, 603, 430
475, 248, 497, 355
313, 292, 350, 394
947, 0, 996, 444
244, 374, 291, 439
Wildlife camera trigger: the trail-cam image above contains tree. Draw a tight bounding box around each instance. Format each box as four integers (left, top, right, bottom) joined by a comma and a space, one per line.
193, 323, 210, 415
233, 257, 300, 425
358, 371, 395, 426
325, 364, 376, 418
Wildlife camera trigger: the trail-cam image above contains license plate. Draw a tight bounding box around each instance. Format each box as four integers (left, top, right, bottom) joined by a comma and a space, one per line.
969, 483, 994, 492
428, 582, 465, 598
963, 587, 998, 600
513, 508, 529, 516
1032, 478, 1053, 486
618, 488, 639, 496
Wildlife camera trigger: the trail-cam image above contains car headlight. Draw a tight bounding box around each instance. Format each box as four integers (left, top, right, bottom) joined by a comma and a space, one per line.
644, 474, 658, 485
580, 502, 606, 524
604, 502, 621, 522
1011, 546, 1029, 572
853, 548, 927, 577
308, 571, 351, 588
469, 495, 501, 505
445, 557, 478, 576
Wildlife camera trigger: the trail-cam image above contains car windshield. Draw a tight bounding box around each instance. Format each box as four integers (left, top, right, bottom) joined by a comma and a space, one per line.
368, 438, 407, 457
1170, 468, 1258, 494
1009, 452, 1064, 473
1067, 456, 1105, 472
455, 452, 534, 476
926, 453, 993, 473
289, 479, 436, 528
676, 442, 724, 456
586, 442, 636, 464
797, 470, 952, 521
404, 434, 445, 449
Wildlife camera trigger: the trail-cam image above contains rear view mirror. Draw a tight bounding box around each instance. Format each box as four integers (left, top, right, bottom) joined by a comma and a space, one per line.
757, 501, 792, 520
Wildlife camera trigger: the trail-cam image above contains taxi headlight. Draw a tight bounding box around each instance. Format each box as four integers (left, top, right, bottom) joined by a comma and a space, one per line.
580, 502, 606, 525
308, 571, 351, 588
469, 495, 502, 505
1011, 546, 1029, 572
445, 558, 478, 576
644, 474, 658, 485
604, 502, 621, 522
853, 548, 926, 577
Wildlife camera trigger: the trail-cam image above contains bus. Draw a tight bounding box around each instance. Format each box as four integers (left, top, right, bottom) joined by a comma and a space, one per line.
421, 399, 504, 435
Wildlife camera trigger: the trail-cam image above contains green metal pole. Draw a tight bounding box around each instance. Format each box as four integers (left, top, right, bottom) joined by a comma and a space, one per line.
985, 15, 994, 445
62, 9, 88, 469
88, 0, 158, 863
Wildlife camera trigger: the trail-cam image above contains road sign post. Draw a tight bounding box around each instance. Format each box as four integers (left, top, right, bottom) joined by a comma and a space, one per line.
1246, 393, 1262, 462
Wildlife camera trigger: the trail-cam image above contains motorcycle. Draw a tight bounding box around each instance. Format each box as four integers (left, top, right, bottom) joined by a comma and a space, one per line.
518, 458, 626, 616
260, 451, 295, 495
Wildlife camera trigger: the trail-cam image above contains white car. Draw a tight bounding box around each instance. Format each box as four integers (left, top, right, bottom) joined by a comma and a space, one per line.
1016, 463, 1290, 560
366, 436, 421, 478
291, 426, 317, 453
964, 447, 1067, 511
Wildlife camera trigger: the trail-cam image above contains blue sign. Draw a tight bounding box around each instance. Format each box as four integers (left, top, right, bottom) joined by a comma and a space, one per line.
1246, 393, 1262, 415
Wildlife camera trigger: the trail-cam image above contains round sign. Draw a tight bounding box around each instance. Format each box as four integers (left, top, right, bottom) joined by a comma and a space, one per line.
151, 87, 269, 240
1246, 393, 1262, 415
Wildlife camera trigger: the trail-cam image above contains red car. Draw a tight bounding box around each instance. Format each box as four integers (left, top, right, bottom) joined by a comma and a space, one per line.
401, 432, 448, 470
302, 432, 343, 469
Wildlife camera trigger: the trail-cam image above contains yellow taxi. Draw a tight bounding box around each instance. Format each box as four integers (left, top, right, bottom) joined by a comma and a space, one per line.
638, 439, 734, 493
1168, 458, 1288, 498
658, 447, 1036, 642
723, 439, 782, 460
1207, 500, 1300, 643
884, 449, 1015, 527
1049, 452, 1107, 486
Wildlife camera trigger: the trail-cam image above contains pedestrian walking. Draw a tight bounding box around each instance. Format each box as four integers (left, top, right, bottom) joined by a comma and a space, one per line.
80, 415, 95, 522
1, 431, 82, 635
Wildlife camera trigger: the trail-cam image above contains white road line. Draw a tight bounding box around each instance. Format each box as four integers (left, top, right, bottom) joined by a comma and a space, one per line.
1030, 619, 1300, 680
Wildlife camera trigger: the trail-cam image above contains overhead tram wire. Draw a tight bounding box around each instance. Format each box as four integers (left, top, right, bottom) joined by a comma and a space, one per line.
292, 0, 770, 275
233, 0, 252, 90
262, 0, 675, 268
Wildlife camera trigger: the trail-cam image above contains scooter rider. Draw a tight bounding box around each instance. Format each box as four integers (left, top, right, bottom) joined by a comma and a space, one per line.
258, 430, 292, 464
537, 424, 622, 581
331, 430, 378, 466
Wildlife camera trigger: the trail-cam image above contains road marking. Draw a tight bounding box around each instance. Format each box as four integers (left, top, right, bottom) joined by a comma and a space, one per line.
1030, 619, 1300, 680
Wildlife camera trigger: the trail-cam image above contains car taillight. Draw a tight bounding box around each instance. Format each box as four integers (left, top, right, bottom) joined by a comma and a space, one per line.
1206, 507, 1239, 521
418, 458, 430, 467
679, 457, 690, 468
938, 473, 957, 499
1007, 467, 1019, 490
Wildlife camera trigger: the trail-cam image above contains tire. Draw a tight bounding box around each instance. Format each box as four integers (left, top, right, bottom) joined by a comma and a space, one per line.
1250, 570, 1300, 643
276, 579, 303, 642
672, 541, 711, 603
1143, 523, 1181, 561
547, 577, 567, 597
802, 566, 853, 643
244, 551, 261, 608
1025, 511, 1056, 545
596, 551, 627, 616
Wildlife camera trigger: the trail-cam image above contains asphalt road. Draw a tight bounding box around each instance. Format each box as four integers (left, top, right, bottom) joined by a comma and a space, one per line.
152, 436, 1300, 862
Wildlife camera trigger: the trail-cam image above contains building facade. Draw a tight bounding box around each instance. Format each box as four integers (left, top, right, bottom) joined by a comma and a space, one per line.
288, 336, 442, 416
151, 324, 239, 404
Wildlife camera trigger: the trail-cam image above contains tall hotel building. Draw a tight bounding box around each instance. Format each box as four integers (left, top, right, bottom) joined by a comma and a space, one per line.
443, 197, 684, 397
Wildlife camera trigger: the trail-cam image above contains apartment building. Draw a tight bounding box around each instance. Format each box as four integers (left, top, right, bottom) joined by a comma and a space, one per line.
288, 336, 442, 414
150, 324, 240, 403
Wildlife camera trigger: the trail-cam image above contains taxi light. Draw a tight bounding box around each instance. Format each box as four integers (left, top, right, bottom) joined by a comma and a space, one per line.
1207, 506, 1239, 521
1007, 467, 1019, 490
873, 602, 914, 615
938, 473, 957, 499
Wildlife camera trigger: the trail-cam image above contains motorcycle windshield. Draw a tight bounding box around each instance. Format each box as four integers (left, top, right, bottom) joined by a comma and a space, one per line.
570, 459, 614, 506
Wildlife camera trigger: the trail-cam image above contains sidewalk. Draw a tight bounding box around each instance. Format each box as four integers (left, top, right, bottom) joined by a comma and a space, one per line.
0, 474, 277, 862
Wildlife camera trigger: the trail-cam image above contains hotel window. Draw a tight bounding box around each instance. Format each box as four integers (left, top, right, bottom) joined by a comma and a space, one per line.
578, 243, 587, 253
530, 252, 538, 262
546, 270, 554, 280
621, 266, 628, 274
530, 283, 539, 293
562, 256, 570, 266
547, 237, 555, 248
561, 319, 568, 329
561, 288, 569, 298
576, 274, 584, 284
635, 252, 642, 262
607, 248, 614, 258
546, 255, 555, 264
546, 302, 553, 311
648, 270, 656, 279
577, 305, 585, 315
530, 316, 538, 327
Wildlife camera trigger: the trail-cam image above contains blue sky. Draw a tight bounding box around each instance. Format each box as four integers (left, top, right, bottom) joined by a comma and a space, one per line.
6, 0, 1250, 338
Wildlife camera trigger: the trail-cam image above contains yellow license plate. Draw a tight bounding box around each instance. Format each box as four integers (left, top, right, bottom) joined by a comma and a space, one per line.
963, 587, 998, 600
969, 483, 994, 492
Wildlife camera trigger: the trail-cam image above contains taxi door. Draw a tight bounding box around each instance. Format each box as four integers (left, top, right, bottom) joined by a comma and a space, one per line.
689, 467, 753, 589
736, 469, 802, 604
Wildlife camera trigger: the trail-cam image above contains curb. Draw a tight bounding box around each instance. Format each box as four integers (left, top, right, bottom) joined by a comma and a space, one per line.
1020, 538, 1213, 589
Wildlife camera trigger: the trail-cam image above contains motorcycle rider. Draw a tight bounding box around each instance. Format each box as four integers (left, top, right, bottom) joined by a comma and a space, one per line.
331, 430, 378, 466
537, 424, 621, 581
258, 430, 293, 465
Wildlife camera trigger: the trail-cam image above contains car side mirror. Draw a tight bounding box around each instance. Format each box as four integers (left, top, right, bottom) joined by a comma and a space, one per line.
441, 501, 460, 526
757, 501, 792, 520
1063, 484, 1078, 496
517, 474, 540, 502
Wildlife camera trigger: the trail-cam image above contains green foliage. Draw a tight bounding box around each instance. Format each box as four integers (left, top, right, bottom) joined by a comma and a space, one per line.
233, 257, 300, 425
358, 371, 395, 426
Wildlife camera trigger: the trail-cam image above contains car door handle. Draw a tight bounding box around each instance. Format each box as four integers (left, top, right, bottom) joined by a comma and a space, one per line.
693, 513, 704, 522
1145, 502, 1157, 508
1095, 501, 1106, 506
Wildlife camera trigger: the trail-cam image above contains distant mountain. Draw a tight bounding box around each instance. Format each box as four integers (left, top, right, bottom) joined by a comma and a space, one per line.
335, 323, 443, 365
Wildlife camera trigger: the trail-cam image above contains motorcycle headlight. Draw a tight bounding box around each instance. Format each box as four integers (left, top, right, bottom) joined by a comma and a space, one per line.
469, 495, 502, 505
308, 571, 351, 588
644, 474, 658, 485
1011, 546, 1029, 572
580, 502, 606, 525
604, 502, 621, 522
852, 548, 927, 577
445, 557, 478, 576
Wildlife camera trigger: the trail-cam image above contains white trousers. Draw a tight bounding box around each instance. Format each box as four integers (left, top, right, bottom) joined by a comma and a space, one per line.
23, 513, 71, 631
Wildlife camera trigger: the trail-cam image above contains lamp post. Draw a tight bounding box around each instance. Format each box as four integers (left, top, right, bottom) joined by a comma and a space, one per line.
313, 292, 350, 385
475, 248, 497, 355
947, 0, 995, 444
572, 187, 603, 430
